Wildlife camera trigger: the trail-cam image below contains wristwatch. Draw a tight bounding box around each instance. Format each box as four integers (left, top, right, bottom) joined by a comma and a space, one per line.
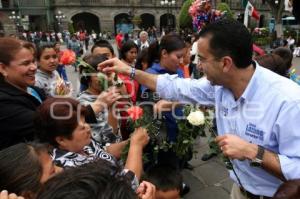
250, 145, 265, 167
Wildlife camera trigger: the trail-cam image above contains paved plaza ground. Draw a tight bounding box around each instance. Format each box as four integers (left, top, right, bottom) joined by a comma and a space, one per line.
65, 42, 300, 199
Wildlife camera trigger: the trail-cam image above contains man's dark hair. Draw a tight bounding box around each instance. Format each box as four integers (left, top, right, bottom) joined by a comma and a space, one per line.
36, 160, 137, 199
91, 39, 115, 55
199, 19, 253, 68
143, 164, 182, 192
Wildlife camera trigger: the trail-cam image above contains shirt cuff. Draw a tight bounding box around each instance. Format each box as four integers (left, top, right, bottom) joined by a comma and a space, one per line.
278, 154, 300, 180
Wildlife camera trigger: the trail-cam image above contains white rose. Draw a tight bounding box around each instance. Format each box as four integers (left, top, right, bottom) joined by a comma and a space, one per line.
187, 110, 205, 126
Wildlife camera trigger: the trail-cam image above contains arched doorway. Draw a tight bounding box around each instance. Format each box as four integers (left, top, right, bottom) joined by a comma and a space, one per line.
114, 13, 133, 34
71, 12, 100, 33
140, 13, 155, 30
160, 14, 176, 33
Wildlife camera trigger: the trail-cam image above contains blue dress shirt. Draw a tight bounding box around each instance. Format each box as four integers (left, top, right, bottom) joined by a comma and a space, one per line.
156, 62, 300, 197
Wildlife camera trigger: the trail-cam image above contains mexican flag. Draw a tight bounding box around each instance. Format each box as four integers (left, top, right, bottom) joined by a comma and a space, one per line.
243, 1, 260, 27
246, 1, 260, 20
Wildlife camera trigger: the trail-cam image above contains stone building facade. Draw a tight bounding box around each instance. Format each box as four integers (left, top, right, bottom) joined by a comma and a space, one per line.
0, 0, 283, 36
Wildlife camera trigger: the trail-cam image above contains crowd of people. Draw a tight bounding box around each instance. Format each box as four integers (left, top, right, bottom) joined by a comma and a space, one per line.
1, 18, 300, 199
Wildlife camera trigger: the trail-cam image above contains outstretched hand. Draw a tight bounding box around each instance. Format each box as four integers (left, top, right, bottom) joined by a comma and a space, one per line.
97, 57, 131, 75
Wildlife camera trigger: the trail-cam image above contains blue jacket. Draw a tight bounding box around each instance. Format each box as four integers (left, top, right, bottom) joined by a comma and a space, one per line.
141, 62, 183, 142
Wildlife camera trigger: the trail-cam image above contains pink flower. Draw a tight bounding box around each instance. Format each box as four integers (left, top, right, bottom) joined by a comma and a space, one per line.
126, 106, 144, 121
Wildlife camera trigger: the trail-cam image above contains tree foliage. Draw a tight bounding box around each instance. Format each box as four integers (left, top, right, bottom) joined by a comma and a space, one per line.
265, 0, 285, 36
217, 2, 234, 19
179, 0, 193, 29
68, 22, 75, 34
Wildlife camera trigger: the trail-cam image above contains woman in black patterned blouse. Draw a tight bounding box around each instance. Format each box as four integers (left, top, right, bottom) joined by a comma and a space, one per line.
35, 97, 149, 182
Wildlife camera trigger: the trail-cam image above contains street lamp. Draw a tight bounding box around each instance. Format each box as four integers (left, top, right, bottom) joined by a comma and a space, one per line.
55, 10, 66, 32
160, 0, 176, 32
9, 11, 21, 33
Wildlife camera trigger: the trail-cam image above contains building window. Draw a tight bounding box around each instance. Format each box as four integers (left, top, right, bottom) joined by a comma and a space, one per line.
1, 0, 10, 8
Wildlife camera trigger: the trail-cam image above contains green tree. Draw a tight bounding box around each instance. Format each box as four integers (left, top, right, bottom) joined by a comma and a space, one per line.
68, 22, 75, 35
217, 2, 234, 19
179, 0, 193, 29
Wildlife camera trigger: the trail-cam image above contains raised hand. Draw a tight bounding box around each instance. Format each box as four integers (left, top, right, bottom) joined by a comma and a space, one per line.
130, 127, 149, 149
97, 57, 131, 75
136, 181, 156, 199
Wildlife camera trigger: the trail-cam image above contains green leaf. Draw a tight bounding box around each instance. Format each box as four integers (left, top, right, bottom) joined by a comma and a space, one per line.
183, 139, 189, 144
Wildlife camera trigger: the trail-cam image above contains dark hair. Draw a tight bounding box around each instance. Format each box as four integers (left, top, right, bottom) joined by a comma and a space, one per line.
79, 54, 108, 89
0, 37, 36, 65
256, 54, 286, 77
35, 98, 86, 147
272, 47, 293, 72
0, 142, 49, 196
147, 33, 185, 66
91, 39, 115, 55
119, 40, 138, 60
36, 43, 56, 61
143, 165, 182, 192
135, 47, 148, 70
272, 179, 300, 199
36, 160, 137, 199
199, 19, 253, 68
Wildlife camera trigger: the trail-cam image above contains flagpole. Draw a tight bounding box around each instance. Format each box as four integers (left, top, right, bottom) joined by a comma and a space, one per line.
243, 1, 249, 27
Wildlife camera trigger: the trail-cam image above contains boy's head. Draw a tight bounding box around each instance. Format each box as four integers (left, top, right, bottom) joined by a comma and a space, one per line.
91, 39, 115, 59
143, 165, 182, 199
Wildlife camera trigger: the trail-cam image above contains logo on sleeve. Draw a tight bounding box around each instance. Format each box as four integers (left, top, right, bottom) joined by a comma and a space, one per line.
245, 123, 264, 141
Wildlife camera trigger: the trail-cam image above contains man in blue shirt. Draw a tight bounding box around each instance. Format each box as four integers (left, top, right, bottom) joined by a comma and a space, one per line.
99, 19, 300, 198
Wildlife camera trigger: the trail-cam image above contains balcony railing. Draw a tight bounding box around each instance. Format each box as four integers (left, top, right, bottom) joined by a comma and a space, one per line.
54, 0, 182, 7
54, 0, 130, 6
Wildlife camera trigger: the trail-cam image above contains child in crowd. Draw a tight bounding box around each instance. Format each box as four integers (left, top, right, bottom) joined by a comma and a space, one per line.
143, 165, 182, 199
35, 44, 70, 97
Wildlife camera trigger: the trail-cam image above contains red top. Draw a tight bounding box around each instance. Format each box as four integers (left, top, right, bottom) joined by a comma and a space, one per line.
115, 33, 123, 49
118, 74, 139, 104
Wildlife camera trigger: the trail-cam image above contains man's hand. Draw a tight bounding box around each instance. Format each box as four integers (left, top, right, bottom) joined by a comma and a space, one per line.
216, 134, 258, 160
97, 57, 131, 75
136, 181, 156, 199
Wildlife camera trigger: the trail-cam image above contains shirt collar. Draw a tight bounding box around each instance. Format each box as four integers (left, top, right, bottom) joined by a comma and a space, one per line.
239, 61, 260, 102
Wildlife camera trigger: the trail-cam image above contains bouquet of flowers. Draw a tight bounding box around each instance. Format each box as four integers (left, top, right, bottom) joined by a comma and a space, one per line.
121, 106, 164, 162
189, 0, 225, 32
53, 76, 71, 96
122, 105, 211, 162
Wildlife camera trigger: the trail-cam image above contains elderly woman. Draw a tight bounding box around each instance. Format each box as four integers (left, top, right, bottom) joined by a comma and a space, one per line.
35, 97, 149, 182
0, 37, 119, 150
0, 143, 62, 199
